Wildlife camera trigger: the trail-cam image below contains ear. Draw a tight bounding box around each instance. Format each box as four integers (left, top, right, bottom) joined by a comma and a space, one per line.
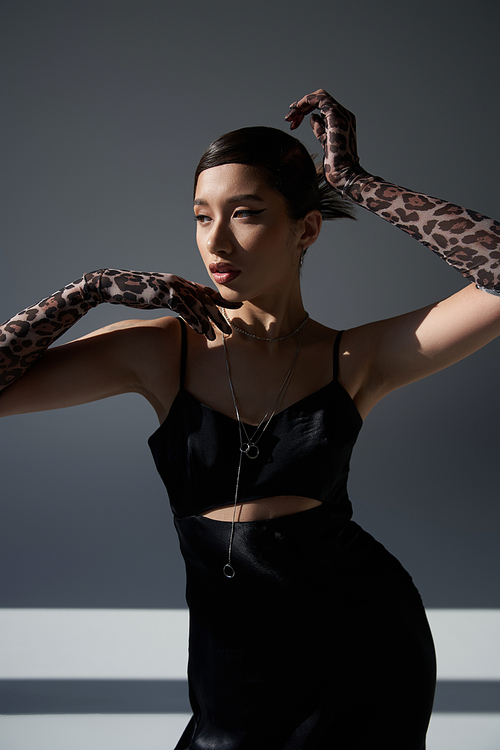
299, 210, 322, 249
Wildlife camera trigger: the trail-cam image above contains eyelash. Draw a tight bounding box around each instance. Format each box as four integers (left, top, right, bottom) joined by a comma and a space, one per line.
194, 209, 265, 223
234, 209, 265, 218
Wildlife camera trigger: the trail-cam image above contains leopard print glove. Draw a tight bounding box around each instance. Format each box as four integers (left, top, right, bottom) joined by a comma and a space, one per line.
286, 89, 500, 293
0, 269, 237, 391
84, 269, 237, 338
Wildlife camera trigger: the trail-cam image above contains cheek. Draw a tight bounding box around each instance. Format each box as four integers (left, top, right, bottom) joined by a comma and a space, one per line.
247, 223, 288, 251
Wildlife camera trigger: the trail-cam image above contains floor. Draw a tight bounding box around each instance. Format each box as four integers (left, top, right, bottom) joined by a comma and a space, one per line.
1, 714, 500, 750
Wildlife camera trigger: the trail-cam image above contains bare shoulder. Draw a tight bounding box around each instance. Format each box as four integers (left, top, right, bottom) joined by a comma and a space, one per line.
0, 315, 185, 420
90, 315, 185, 422
302, 321, 373, 416
74, 314, 179, 340
76, 313, 184, 387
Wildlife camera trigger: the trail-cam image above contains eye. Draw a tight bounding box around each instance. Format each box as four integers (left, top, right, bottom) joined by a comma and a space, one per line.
233, 209, 265, 219
194, 214, 211, 225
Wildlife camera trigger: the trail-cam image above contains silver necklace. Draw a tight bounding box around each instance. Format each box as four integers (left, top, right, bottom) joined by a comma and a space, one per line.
221, 308, 309, 343
221, 330, 304, 578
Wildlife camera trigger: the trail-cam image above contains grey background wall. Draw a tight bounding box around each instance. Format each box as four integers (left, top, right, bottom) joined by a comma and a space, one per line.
1, 0, 499, 728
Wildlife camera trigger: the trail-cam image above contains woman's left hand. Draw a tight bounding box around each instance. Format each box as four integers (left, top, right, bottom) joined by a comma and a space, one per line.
285, 89, 365, 194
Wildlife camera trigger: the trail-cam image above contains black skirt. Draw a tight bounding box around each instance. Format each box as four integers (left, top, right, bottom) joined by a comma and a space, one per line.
173, 502, 436, 750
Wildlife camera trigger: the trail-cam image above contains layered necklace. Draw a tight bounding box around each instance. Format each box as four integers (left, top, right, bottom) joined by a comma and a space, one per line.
221, 311, 307, 578
221, 308, 309, 343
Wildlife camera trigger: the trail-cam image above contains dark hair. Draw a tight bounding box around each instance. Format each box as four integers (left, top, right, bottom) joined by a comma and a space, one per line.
194, 126, 355, 223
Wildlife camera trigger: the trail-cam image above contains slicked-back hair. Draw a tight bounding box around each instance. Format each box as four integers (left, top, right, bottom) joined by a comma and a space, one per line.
194, 126, 355, 223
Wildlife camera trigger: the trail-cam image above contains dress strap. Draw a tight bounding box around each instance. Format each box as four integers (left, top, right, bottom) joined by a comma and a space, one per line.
333, 330, 344, 381
177, 317, 188, 389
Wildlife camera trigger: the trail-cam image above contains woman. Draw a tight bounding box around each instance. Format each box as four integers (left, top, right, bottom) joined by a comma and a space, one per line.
1, 90, 499, 749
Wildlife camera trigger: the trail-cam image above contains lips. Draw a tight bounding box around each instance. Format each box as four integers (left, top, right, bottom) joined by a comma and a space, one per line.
209, 262, 241, 285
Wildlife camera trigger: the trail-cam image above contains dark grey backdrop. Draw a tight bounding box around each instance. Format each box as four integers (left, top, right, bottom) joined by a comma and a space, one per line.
1, 0, 499, 716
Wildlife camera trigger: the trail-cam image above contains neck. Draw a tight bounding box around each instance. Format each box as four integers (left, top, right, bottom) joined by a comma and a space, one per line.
224, 288, 307, 342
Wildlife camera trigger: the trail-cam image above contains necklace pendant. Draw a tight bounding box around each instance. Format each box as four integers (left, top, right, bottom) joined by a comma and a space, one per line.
240, 442, 259, 459
223, 563, 235, 578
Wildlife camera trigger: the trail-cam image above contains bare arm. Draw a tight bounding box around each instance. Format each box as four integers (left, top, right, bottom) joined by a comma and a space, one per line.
0, 269, 238, 418
0, 317, 182, 421
286, 90, 500, 293
286, 90, 500, 414
342, 284, 500, 419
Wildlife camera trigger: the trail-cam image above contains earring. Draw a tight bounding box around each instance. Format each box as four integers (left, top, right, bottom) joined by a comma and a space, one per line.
299, 249, 306, 269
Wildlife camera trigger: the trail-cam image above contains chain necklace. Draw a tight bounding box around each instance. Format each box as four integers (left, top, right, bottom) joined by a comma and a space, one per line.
222, 329, 305, 578
221, 308, 309, 343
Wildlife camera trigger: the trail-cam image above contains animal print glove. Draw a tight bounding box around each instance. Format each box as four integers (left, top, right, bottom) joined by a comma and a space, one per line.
84, 269, 237, 336
0, 269, 237, 391
286, 89, 500, 294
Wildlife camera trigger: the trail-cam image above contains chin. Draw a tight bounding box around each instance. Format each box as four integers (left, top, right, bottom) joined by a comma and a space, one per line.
214, 284, 246, 303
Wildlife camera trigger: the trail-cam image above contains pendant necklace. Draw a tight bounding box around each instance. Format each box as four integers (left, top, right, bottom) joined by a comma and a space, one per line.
221, 322, 306, 578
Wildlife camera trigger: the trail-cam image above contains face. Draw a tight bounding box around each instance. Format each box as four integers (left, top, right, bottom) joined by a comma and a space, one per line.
194, 163, 304, 304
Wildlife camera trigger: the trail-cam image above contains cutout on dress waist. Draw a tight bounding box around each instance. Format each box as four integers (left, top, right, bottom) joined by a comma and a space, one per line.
200, 496, 323, 523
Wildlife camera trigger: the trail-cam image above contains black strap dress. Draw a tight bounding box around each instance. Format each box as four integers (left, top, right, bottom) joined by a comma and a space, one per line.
148, 320, 436, 749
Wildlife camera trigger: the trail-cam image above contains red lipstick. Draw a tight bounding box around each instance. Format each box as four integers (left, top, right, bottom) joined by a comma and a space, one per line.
209, 262, 240, 285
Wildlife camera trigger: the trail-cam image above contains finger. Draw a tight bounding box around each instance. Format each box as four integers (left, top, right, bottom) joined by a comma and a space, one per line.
287, 90, 327, 114
203, 323, 216, 341
310, 113, 326, 143
203, 290, 242, 309
290, 93, 317, 111
182, 285, 237, 336
186, 311, 216, 340
289, 101, 316, 117
202, 300, 233, 335
291, 91, 342, 128
285, 98, 317, 129
195, 288, 235, 331
208, 312, 232, 336
284, 110, 305, 130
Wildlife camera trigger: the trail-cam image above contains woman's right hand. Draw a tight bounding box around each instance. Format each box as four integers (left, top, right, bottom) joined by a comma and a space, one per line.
1, 267, 240, 399
88, 269, 241, 341
0, 267, 243, 418
160, 274, 240, 340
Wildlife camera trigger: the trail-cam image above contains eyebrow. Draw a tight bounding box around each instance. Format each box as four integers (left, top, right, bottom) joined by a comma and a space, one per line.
194, 193, 266, 206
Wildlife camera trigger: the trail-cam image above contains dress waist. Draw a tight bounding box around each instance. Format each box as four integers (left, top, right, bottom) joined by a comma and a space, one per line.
174, 502, 416, 609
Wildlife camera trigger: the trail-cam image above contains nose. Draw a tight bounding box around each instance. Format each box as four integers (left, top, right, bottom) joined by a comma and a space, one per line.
206, 218, 233, 255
